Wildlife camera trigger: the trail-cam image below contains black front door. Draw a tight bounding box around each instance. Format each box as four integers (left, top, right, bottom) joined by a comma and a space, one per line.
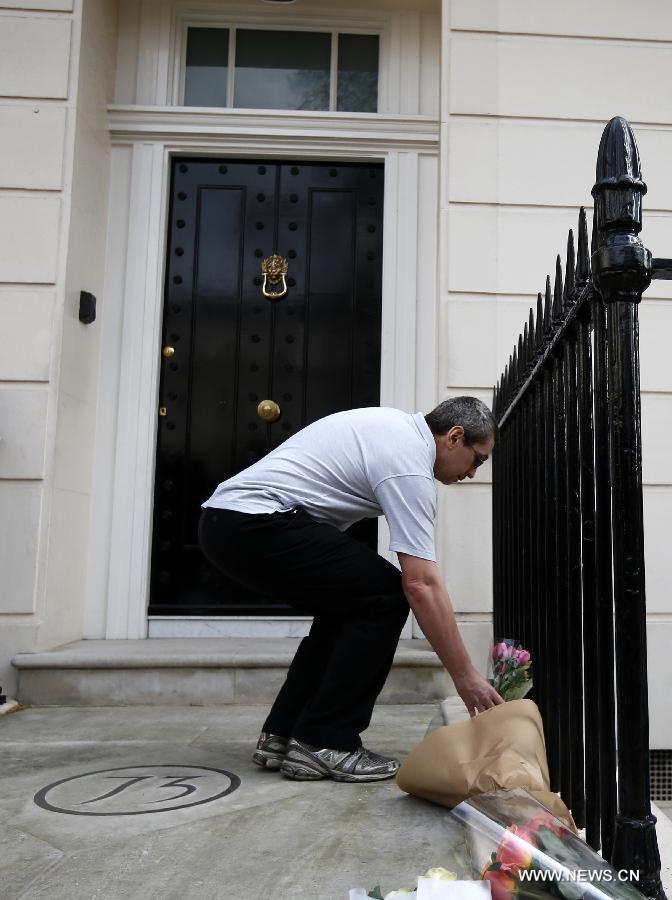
150, 159, 384, 616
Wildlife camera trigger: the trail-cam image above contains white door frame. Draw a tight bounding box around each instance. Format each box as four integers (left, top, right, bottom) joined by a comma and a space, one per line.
85, 108, 439, 639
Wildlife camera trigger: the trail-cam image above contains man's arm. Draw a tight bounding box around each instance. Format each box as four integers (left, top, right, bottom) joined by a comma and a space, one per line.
398, 553, 504, 717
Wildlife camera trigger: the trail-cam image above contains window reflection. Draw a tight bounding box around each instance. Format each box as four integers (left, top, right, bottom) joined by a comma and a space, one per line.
337, 34, 379, 113
183, 27, 380, 113
185, 28, 229, 107
234, 30, 331, 110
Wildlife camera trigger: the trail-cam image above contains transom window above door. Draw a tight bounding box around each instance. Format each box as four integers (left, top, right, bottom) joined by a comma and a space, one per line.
183, 27, 379, 113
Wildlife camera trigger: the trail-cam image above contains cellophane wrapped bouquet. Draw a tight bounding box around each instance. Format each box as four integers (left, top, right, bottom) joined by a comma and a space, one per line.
453, 789, 644, 899
354, 790, 645, 898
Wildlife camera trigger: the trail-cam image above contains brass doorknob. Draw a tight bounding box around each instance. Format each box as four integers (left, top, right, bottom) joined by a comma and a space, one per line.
162, 346, 175, 358
257, 400, 281, 422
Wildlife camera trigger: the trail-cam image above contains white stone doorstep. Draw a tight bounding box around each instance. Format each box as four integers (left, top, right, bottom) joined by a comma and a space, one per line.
11, 638, 443, 670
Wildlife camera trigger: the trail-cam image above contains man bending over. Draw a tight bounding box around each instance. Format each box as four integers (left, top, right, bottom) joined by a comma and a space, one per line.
199, 397, 503, 783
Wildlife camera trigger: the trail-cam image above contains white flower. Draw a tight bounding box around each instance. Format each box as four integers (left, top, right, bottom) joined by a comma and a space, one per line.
423, 868, 458, 881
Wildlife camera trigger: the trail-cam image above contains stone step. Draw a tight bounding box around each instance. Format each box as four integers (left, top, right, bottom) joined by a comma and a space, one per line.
12, 638, 452, 706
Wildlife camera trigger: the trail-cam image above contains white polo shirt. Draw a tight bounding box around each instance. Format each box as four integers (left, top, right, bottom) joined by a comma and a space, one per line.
202, 407, 438, 561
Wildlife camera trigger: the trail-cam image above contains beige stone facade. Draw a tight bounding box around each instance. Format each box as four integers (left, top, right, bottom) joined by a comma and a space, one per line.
0, 0, 118, 688
1, 0, 670, 746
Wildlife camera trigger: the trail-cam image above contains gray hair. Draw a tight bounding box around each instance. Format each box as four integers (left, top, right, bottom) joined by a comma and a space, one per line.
424, 396, 498, 444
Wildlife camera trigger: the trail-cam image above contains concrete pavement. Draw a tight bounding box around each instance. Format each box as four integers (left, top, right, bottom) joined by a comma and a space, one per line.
0, 703, 470, 900
2, 703, 670, 900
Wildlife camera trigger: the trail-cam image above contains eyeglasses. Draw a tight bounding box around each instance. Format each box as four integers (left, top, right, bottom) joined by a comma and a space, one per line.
465, 442, 488, 469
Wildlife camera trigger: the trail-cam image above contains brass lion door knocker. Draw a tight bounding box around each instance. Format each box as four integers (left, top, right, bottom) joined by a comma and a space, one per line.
261, 254, 289, 300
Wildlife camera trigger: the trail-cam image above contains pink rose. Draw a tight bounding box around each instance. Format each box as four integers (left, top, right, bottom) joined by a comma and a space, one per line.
493, 642, 509, 660
497, 825, 535, 870
518, 650, 531, 665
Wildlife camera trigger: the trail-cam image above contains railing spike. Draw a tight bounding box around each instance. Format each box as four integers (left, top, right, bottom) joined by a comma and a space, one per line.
565, 230, 575, 306
512, 347, 518, 387
544, 275, 552, 334
536, 292, 544, 347
522, 323, 529, 370
553, 254, 563, 320
528, 307, 535, 362
576, 206, 590, 282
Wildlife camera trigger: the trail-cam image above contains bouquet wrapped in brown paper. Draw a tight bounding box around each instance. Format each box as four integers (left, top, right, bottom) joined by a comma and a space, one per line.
396, 699, 575, 832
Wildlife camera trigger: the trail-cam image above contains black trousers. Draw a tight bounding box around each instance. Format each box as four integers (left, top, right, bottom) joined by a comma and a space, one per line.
198, 506, 409, 751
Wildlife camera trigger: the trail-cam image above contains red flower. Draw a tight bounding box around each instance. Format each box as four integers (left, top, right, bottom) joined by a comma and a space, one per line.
482, 863, 517, 900
496, 825, 535, 871
526, 812, 565, 837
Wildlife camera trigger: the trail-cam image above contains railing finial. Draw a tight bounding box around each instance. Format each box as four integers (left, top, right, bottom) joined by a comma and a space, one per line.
592, 116, 651, 302
576, 207, 590, 283
553, 255, 564, 321
543, 275, 552, 336
593, 116, 647, 237
565, 230, 576, 306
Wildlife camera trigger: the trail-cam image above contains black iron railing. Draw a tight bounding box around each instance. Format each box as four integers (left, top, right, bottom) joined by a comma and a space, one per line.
492, 117, 668, 899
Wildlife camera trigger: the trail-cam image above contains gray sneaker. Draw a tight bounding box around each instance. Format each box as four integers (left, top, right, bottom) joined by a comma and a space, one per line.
280, 737, 399, 782
252, 732, 289, 770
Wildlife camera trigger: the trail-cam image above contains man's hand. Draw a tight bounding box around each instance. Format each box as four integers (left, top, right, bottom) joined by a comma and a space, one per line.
398, 554, 505, 717
452, 666, 504, 717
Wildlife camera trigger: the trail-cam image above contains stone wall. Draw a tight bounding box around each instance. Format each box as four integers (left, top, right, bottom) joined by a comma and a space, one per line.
0, 0, 118, 693
440, 0, 672, 746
